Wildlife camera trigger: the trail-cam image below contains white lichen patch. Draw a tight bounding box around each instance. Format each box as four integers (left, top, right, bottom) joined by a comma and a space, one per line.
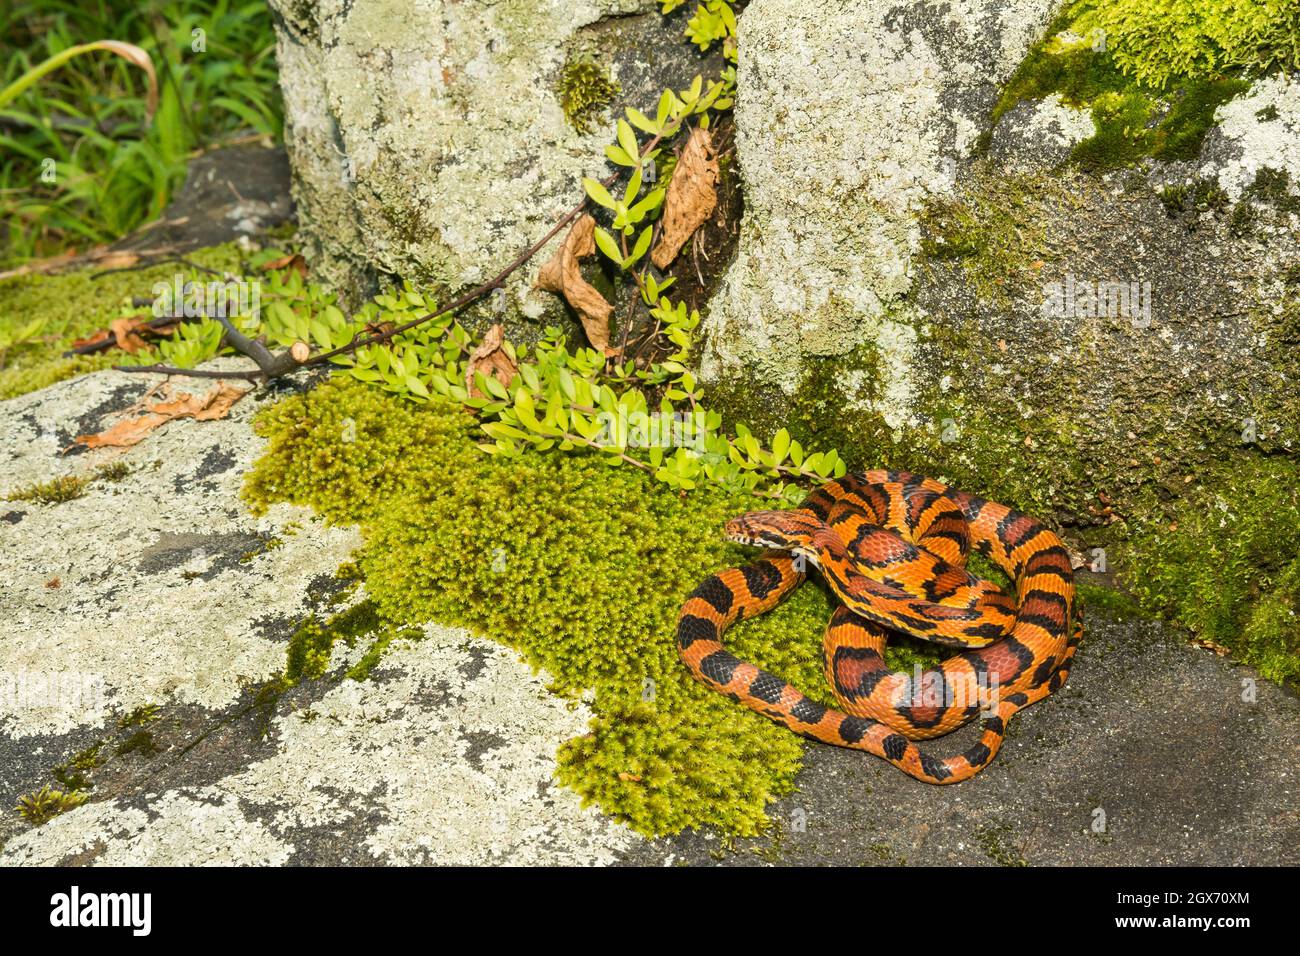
701, 0, 1056, 392
270, 0, 656, 295
0, 792, 292, 866
1207, 75, 1300, 200
0, 366, 361, 736
2, 628, 637, 866
987, 92, 1095, 175
1025, 94, 1096, 151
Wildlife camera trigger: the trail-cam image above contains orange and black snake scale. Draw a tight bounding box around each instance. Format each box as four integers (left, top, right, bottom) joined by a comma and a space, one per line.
677, 469, 1082, 784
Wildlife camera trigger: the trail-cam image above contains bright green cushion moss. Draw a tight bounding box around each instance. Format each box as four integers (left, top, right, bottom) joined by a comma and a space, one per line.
246, 378, 936, 835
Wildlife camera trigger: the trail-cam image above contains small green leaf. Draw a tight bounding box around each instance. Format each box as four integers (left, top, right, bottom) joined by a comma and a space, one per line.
617, 119, 639, 165
593, 227, 625, 266
605, 145, 636, 167
626, 106, 659, 135
583, 177, 617, 210
771, 428, 790, 463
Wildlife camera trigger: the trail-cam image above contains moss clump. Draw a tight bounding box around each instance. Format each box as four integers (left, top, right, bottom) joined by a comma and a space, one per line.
993, 3, 1251, 172
115, 730, 160, 758
284, 599, 421, 683
917, 169, 1058, 304
1159, 178, 1230, 218
117, 703, 160, 729
1082, 0, 1300, 89
0, 243, 246, 400
977, 823, 1029, 866
5, 461, 143, 505
245, 378, 866, 836
15, 786, 87, 826
1076, 582, 1145, 621
4, 474, 89, 505
94, 460, 132, 483
1243, 167, 1300, 214
1124, 457, 1300, 688
51, 744, 106, 793
557, 57, 620, 134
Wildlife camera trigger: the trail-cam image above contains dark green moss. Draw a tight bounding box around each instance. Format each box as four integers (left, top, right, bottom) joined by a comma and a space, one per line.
252, 676, 291, 742
992, 6, 1250, 173
1151, 78, 1251, 161
1076, 581, 1146, 621
1243, 167, 1300, 214
115, 730, 160, 758
283, 598, 422, 684
51, 744, 106, 793
117, 704, 160, 729
4, 474, 89, 505
1123, 457, 1300, 688
557, 57, 620, 135
1160, 179, 1230, 218
94, 460, 132, 483
976, 823, 1028, 867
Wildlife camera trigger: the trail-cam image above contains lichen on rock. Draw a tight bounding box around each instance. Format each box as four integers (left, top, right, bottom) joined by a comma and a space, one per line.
267, 0, 708, 325
700, 0, 1058, 401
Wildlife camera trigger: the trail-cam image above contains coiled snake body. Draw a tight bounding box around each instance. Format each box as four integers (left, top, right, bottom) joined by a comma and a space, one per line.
677, 470, 1081, 784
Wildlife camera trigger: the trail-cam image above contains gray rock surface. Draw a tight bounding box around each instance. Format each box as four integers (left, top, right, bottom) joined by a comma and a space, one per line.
987, 93, 1095, 173
700, 0, 1058, 393
1, 371, 1296, 866
112, 146, 293, 255
0, 367, 633, 864
636, 606, 1300, 866
694, 1, 1300, 537
268, 0, 718, 307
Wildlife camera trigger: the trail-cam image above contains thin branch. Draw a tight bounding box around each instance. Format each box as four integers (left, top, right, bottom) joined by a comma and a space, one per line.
91, 255, 224, 280
121, 121, 686, 385
111, 363, 262, 383
113, 316, 308, 384
309, 125, 678, 368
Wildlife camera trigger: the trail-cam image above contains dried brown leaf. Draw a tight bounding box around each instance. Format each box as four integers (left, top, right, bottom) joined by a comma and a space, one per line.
109, 315, 150, 354
652, 128, 719, 271
465, 323, 519, 399
75, 382, 250, 449
535, 214, 614, 353
92, 251, 140, 271
68, 329, 113, 351
1192, 638, 1232, 657
260, 253, 307, 279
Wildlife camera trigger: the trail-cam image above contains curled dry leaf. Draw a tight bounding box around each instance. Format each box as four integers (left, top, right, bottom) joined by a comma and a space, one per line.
260, 253, 308, 279
465, 323, 519, 398
534, 214, 614, 354
109, 316, 150, 354
652, 127, 719, 271
75, 381, 250, 449
1192, 638, 1232, 658
70, 314, 178, 354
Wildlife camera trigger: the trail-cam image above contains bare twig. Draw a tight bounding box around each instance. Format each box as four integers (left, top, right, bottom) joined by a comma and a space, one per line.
113, 315, 308, 384
120, 124, 684, 384
91, 256, 223, 280
111, 363, 262, 383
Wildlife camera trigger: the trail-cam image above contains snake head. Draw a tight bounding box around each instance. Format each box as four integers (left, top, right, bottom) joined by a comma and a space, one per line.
725, 509, 829, 561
